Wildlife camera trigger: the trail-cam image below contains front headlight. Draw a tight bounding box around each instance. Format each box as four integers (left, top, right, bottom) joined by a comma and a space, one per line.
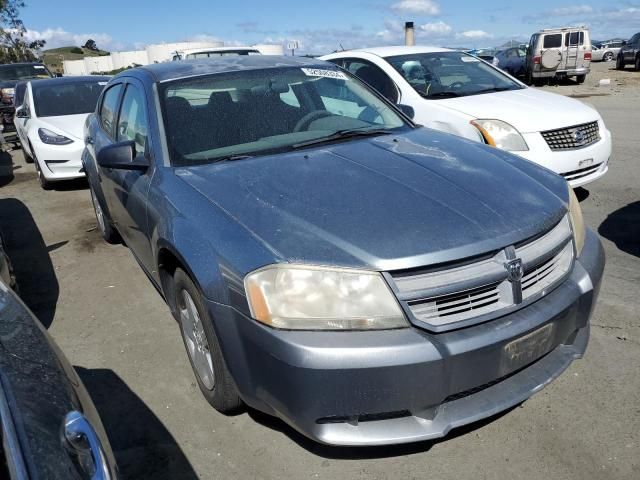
568, 187, 586, 255
244, 265, 408, 330
38, 128, 73, 145
471, 119, 529, 151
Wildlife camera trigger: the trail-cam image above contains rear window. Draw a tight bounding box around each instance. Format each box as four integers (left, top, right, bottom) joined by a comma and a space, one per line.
566, 32, 585, 46
543, 34, 563, 49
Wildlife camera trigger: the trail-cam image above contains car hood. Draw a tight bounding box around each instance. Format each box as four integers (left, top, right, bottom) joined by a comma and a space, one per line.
176, 129, 568, 271
39, 114, 89, 140
438, 87, 601, 133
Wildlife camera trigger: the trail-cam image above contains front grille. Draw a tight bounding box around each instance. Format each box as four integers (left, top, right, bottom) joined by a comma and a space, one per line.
561, 163, 602, 182
387, 216, 574, 331
541, 121, 600, 150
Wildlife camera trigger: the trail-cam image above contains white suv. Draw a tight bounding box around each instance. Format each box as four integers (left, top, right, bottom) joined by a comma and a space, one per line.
321, 46, 611, 187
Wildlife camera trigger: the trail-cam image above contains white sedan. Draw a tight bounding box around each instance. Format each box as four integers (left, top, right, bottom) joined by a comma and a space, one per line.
321, 46, 611, 187
14, 76, 109, 189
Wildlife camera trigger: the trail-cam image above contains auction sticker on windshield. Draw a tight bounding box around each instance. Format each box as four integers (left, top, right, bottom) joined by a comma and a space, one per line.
301, 68, 348, 80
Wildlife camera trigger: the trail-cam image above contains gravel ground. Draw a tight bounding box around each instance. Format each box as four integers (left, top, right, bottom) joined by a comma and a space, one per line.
0, 62, 638, 479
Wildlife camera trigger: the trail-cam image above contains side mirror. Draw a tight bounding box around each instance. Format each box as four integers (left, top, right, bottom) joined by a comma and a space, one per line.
621, 40, 627, 46
397, 103, 415, 120
97, 141, 149, 171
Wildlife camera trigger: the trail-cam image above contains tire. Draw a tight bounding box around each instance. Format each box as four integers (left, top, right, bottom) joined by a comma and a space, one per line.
33, 157, 52, 190
23, 147, 34, 164
576, 74, 586, 84
89, 183, 121, 244
616, 55, 625, 70
603, 52, 614, 62
173, 268, 242, 413
635, 56, 640, 72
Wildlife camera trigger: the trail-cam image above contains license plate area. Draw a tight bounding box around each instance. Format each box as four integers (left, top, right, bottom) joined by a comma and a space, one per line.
501, 323, 555, 374
579, 158, 594, 169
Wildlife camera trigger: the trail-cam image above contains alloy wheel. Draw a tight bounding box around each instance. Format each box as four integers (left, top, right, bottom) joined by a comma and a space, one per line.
179, 289, 215, 390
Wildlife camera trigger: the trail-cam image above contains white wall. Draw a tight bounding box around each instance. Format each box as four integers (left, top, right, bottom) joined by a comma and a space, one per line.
63, 59, 87, 76
111, 50, 148, 69
84, 55, 114, 74
146, 41, 223, 63
253, 44, 285, 55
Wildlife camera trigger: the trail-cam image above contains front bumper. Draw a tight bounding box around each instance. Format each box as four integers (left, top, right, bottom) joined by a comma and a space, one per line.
209, 229, 604, 446
33, 137, 85, 181
518, 127, 611, 188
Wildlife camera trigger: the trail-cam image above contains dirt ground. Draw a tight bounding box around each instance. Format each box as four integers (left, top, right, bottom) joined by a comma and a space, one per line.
0, 62, 638, 479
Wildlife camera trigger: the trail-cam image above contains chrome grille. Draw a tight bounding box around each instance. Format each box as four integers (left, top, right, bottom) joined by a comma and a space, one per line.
388, 216, 574, 331
541, 121, 600, 151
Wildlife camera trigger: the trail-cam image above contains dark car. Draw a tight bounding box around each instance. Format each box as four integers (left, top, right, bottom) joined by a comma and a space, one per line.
82, 56, 604, 446
0, 63, 53, 142
493, 47, 527, 77
616, 32, 640, 70
0, 280, 118, 478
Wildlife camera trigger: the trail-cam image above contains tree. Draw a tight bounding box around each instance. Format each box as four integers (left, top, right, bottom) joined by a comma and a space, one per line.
0, 0, 46, 62
83, 39, 98, 51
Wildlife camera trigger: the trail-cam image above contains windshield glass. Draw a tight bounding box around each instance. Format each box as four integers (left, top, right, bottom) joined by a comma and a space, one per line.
33, 80, 107, 117
0, 64, 52, 81
385, 51, 523, 99
160, 66, 407, 166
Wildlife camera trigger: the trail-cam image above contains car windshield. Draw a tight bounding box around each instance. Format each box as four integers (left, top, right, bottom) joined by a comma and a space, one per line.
160, 66, 408, 166
385, 51, 524, 100
33, 80, 107, 117
0, 64, 52, 81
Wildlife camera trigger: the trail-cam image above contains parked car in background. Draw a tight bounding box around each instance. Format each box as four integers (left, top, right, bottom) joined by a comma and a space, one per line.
0, 276, 118, 479
467, 48, 497, 62
0, 63, 53, 143
493, 47, 527, 77
616, 32, 640, 70
83, 56, 604, 446
591, 41, 622, 62
172, 46, 261, 60
525, 27, 592, 84
14, 76, 109, 188
322, 46, 611, 187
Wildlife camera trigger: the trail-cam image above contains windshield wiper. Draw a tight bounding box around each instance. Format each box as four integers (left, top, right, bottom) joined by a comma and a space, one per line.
473, 86, 516, 95
208, 154, 254, 163
291, 128, 392, 149
425, 91, 463, 98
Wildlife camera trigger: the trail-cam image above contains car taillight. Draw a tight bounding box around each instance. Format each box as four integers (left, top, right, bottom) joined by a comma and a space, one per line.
533, 55, 541, 65
584, 52, 592, 60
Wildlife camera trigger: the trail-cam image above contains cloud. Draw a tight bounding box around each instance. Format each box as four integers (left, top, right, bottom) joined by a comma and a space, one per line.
391, 0, 440, 15
419, 21, 452, 35
457, 30, 493, 40
549, 5, 593, 16
23, 27, 121, 51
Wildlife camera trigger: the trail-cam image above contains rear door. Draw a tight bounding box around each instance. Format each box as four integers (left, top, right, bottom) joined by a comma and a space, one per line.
539, 33, 563, 72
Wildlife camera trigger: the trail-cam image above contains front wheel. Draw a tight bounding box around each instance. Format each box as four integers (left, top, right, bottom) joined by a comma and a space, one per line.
635, 56, 640, 71
616, 55, 625, 70
576, 74, 586, 84
33, 157, 51, 190
173, 268, 242, 413
89, 185, 120, 244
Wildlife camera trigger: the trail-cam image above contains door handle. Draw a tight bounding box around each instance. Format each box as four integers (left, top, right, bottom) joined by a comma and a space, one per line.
63, 411, 112, 479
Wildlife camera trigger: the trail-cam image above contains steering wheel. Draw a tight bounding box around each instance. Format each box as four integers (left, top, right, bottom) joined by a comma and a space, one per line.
448, 81, 465, 91
293, 110, 334, 132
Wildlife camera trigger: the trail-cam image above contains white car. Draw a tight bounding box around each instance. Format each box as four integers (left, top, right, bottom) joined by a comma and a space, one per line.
321, 46, 611, 187
14, 76, 109, 189
592, 42, 623, 62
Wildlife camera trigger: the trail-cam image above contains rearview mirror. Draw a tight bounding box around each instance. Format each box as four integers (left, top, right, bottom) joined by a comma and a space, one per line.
97, 141, 149, 171
397, 104, 415, 120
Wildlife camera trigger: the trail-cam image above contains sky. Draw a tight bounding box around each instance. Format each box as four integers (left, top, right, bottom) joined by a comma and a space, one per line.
20, 0, 640, 54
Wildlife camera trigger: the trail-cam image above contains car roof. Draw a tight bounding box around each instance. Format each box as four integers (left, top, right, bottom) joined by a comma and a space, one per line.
134, 55, 330, 82
337, 46, 454, 57
28, 76, 111, 88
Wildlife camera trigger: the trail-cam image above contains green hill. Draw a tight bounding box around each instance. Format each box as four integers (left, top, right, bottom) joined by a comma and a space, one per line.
42, 46, 110, 74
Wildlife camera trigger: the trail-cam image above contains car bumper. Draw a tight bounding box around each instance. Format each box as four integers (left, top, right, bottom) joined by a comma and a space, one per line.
34, 138, 85, 181
207, 229, 604, 446
518, 127, 611, 188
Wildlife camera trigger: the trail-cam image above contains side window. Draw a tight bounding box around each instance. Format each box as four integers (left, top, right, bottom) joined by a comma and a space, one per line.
566, 32, 584, 46
117, 84, 149, 156
279, 85, 301, 108
100, 84, 123, 138
543, 34, 562, 49
14, 84, 26, 107
343, 59, 398, 103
